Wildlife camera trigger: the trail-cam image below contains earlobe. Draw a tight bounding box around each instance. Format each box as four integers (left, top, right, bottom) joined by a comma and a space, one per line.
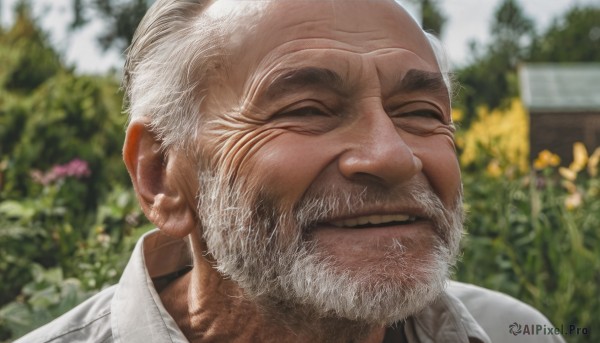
123, 119, 197, 238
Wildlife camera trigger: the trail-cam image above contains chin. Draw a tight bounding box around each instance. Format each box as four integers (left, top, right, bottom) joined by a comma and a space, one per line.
273, 239, 454, 325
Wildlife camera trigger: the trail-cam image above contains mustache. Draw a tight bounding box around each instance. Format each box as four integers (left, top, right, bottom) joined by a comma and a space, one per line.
290, 178, 462, 244
197, 169, 462, 247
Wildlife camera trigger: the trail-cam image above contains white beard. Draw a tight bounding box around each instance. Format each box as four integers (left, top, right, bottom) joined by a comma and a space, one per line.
197, 171, 463, 325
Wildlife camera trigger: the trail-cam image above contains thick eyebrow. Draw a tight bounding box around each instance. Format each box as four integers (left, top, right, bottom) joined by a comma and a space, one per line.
385, 69, 448, 99
263, 67, 349, 101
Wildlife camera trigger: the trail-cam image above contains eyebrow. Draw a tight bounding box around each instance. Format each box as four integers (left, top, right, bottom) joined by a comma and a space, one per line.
263, 67, 349, 101
385, 69, 448, 98
262, 67, 448, 102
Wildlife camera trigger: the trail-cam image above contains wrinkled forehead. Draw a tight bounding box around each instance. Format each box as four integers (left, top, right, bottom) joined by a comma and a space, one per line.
203, 0, 437, 71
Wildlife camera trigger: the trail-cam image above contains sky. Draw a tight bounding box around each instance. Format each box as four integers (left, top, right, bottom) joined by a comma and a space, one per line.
1, 0, 599, 74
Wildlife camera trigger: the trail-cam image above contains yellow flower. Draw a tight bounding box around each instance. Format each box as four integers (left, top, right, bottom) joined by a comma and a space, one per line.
569, 142, 588, 172
454, 135, 465, 149
559, 167, 577, 181
549, 153, 560, 167
564, 192, 583, 211
588, 147, 600, 177
534, 150, 561, 170
459, 99, 529, 173
451, 108, 464, 122
486, 160, 502, 178
561, 180, 577, 194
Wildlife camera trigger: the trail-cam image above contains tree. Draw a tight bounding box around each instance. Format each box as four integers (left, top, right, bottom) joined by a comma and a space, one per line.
420, 0, 446, 37
529, 5, 600, 63
454, 0, 535, 127
0, 1, 61, 92
404, 0, 447, 36
0, 6, 129, 337
71, 0, 152, 52
0, 1, 128, 217
491, 0, 534, 55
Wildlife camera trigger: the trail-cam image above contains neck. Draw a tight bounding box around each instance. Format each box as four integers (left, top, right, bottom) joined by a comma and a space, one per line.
159, 232, 386, 343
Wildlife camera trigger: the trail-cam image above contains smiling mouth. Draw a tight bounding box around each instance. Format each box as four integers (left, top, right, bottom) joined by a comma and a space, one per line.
328, 214, 418, 228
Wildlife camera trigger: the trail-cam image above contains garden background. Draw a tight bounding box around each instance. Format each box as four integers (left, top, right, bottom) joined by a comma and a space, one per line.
1, 0, 599, 342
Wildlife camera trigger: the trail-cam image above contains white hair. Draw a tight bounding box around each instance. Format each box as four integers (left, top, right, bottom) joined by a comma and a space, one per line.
424, 31, 454, 101
123, 0, 453, 151
123, 0, 226, 152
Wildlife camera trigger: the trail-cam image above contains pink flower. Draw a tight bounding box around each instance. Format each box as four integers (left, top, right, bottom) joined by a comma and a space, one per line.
58, 159, 91, 179
30, 158, 91, 185
30, 169, 50, 186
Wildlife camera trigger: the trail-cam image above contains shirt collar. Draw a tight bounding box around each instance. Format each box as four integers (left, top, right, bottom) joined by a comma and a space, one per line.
110, 229, 490, 343
406, 288, 491, 343
111, 229, 190, 343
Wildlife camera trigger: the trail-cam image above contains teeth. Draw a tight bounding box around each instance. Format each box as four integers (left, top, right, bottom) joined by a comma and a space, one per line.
330, 214, 415, 228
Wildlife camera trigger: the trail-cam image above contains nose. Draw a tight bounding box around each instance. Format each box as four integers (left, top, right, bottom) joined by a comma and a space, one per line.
337, 110, 422, 186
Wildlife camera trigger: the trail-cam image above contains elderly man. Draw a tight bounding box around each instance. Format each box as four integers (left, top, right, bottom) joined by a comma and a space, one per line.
19, 0, 564, 342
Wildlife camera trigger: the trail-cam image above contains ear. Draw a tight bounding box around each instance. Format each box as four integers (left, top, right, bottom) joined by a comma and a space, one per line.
123, 118, 198, 238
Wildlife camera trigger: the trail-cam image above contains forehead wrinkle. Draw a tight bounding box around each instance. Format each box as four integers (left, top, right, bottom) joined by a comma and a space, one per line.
234, 47, 355, 112
238, 45, 433, 106
258, 38, 433, 58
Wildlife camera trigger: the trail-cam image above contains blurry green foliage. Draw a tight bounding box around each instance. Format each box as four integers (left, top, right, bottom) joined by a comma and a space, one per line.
419, 0, 446, 37
0, 264, 95, 339
455, 2, 600, 128
0, 2, 129, 211
0, 5, 151, 341
456, 143, 600, 343
529, 6, 600, 63
70, 0, 152, 51
455, 0, 534, 127
0, 2, 61, 92
1, 72, 128, 207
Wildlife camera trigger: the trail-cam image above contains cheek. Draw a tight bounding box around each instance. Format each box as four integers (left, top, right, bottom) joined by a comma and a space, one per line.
249, 133, 335, 207
411, 135, 461, 207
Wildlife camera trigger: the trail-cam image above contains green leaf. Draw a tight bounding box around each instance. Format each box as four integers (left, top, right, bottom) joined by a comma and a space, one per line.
0, 201, 35, 220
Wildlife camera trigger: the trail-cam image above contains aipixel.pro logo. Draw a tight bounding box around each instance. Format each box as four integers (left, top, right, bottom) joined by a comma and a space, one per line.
509, 322, 522, 336
508, 322, 589, 336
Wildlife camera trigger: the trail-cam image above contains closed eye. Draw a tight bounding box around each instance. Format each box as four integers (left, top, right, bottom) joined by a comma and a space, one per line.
270, 101, 340, 134
276, 100, 335, 118
280, 106, 328, 117
388, 103, 450, 136
386, 100, 446, 123
402, 109, 443, 120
